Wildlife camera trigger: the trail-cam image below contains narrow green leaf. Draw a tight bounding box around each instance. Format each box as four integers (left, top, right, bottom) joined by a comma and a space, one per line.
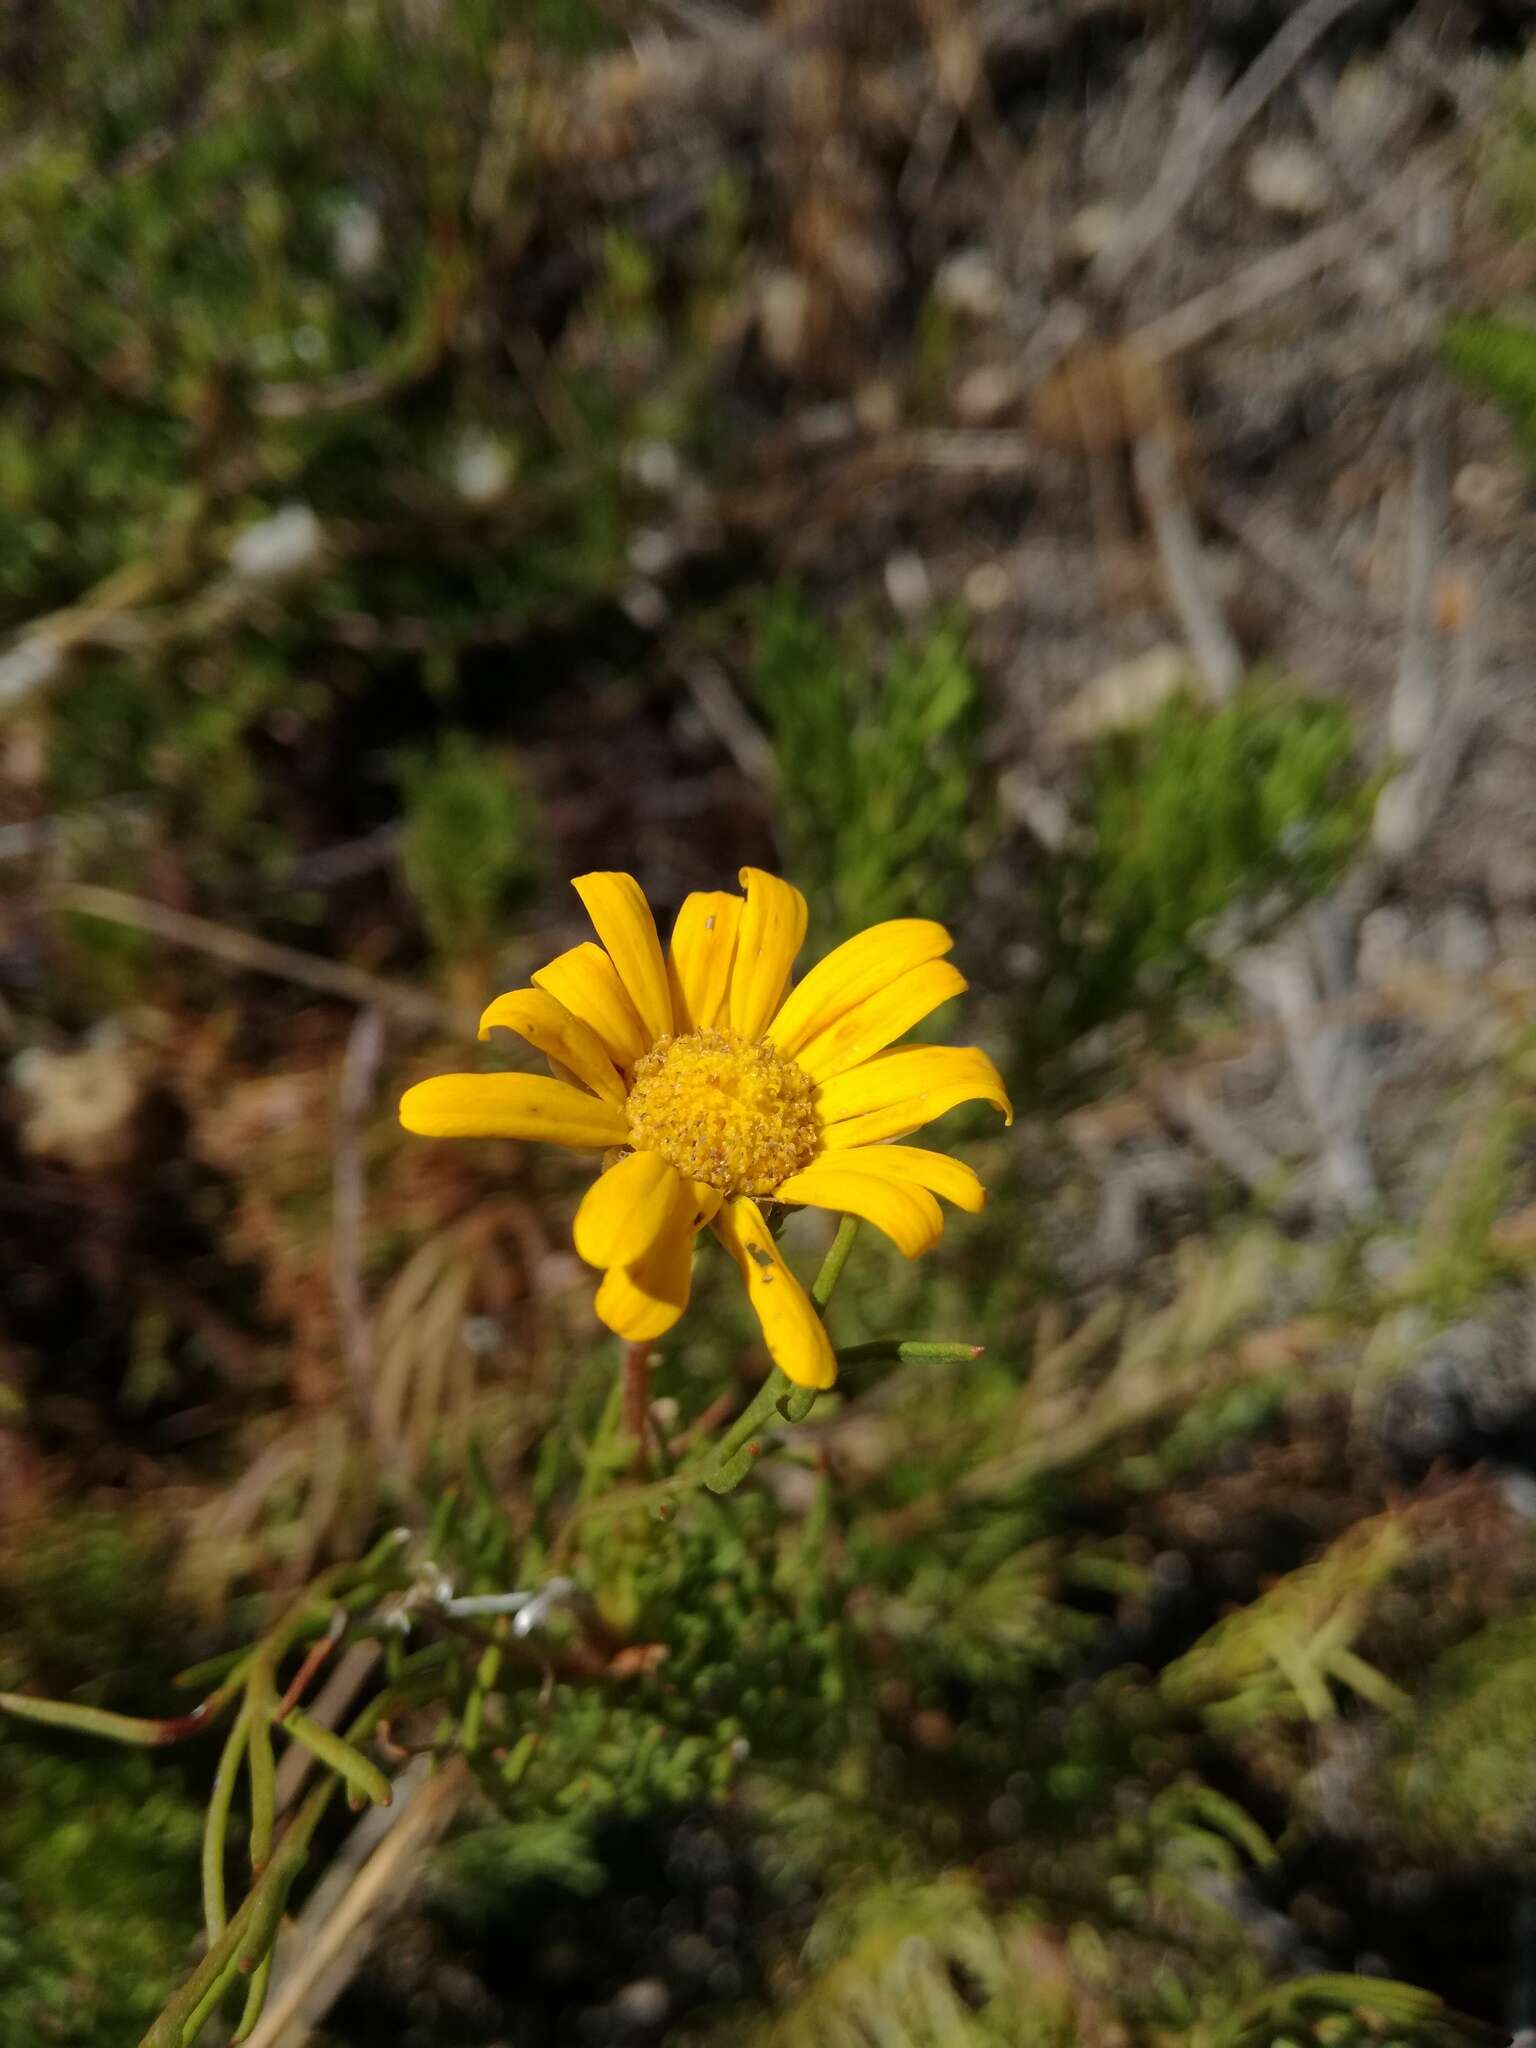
0, 1687, 238, 1745
282, 1707, 393, 1807
203, 1700, 251, 1939
834, 1339, 985, 1366
247, 1704, 276, 1871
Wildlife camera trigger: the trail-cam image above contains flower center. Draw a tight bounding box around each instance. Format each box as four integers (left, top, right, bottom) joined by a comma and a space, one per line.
625, 1028, 820, 1197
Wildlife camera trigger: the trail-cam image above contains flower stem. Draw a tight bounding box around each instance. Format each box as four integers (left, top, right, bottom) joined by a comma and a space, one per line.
811, 1214, 861, 1311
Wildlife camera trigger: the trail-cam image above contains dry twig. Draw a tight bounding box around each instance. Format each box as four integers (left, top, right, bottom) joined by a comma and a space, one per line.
49, 885, 470, 1034
1374, 579, 1484, 865
1389, 193, 1455, 759
1090, 0, 1370, 295
1237, 908, 1378, 1217
1130, 136, 1462, 364
1132, 436, 1243, 702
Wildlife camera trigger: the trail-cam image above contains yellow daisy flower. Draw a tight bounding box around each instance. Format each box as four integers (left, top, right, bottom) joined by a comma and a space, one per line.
400, 869, 1012, 1390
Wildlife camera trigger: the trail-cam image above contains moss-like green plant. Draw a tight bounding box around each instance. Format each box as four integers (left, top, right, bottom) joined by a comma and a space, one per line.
1475, 48, 1536, 240
0, 1738, 202, 2048
1389, 1608, 1536, 1861
750, 585, 986, 946
1035, 681, 1368, 1061
398, 732, 544, 962
749, 1876, 1065, 2048
1442, 57, 1536, 473
0, 1510, 209, 2046
1162, 1514, 1412, 1734
1444, 315, 1536, 470
0, 2, 502, 621
2, 1507, 188, 1706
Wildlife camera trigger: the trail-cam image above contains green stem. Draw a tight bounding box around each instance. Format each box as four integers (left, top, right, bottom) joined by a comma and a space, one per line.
176, 1950, 245, 2046
702, 1369, 796, 1493
232, 1948, 274, 2043
810, 1215, 861, 1310
141, 1677, 435, 2048
139, 1776, 336, 2048
240, 1553, 399, 1867
550, 1468, 714, 1562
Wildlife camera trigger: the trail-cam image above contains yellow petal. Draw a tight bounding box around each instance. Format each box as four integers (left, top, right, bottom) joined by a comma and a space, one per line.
478, 988, 626, 1105
729, 868, 808, 1041
532, 942, 649, 1069
399, 1073, 627, 1149
794, 960, 969, 1082
767, 919, 953, 1055
817, 1044, 1013, 1148
818, 1142, 986, 1213
688, 1182, 725, 1231
572, 872, 673, 1046
772, 1163, 943, 1257
595, 1209, 697, 1342
572, 1150, 683, 1269
712, 1194, 836, 1390
667, 890, 744, 1034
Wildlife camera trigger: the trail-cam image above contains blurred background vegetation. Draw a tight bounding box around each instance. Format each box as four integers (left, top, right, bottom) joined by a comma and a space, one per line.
9, 1, 1536, 2043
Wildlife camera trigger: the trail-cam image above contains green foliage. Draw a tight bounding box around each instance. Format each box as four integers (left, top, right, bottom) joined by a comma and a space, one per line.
9, 13, 1531, 2047
0, 1735, 201, 2048
1444, 315, 1536, 470
1204, 1974, 1493, 2048
521, 0, 613, 59
0, 1507, 184, 1705
751, 1876, 1064, 2048
1388, 1608, 1536, 1861
17, 0, 708, 950
750, 586, 987, 944
436, 1815, 606, 1918
467, 1496, 852, 1829
1476, 50, 1536, 239
1437, 67, 1536, 472
914, 293, 960, 417
47, 639, 329, 913
399, 732, 544, 961
1162, 1515, 1412, 1735
738, 1802, 1471, 2048
1410, 1095, 1534, 1316
1037, 682, 1368, 1054
0, 2, 496, 619
869, 1536, 1103, 1692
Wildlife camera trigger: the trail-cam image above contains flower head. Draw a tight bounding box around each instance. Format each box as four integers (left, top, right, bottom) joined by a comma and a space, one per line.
400, 870, 1011, 1388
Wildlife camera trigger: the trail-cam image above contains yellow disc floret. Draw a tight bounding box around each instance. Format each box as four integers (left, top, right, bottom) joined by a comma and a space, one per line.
625, 1028, 820, 1197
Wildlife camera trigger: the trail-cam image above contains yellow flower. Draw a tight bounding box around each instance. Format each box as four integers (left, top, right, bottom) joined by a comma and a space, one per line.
400, 869, 1011, 1389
